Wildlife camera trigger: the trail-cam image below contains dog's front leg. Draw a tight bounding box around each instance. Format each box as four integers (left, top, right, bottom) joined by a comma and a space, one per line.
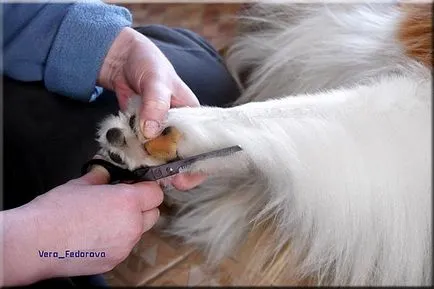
144, 74, 431, 286
97, 73, 431, 286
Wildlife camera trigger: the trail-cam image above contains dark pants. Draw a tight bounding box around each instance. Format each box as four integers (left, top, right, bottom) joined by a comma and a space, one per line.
3, 25, 239, 287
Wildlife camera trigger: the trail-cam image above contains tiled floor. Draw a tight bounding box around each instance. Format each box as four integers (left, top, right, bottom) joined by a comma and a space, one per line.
103, 2, 250, 287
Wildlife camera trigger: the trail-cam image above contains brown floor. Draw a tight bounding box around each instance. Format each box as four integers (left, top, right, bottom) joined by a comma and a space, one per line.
103, 229, 266, 286
103, 2, 250, 286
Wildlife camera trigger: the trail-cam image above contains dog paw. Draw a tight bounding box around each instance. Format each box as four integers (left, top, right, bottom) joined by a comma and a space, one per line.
96, 97, 248, 176
96, 107, 182, 170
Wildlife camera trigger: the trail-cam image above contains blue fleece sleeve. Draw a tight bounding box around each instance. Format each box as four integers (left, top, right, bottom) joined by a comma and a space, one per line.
2, 0, 132, 102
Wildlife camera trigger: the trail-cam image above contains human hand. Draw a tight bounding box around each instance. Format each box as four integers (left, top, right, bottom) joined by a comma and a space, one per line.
4, 166, 163, 285
98, 27, 200, 139
98, 27, 206, 190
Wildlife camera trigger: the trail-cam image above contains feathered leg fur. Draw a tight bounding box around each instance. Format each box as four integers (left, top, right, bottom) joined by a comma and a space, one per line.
97, 2, 432, 286
160, 73, 431, 286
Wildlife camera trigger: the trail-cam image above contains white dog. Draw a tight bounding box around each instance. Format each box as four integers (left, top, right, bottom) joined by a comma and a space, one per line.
97, 1, 432, 286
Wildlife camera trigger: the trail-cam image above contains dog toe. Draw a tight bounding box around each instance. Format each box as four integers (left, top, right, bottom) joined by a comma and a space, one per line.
105, 128, 126, 147
144, 127, 181, 162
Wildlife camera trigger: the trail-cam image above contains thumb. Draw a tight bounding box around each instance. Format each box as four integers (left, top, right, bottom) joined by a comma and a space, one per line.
75, 165, 110, 185
171, 79, 200, 108
139, 83, 171, 139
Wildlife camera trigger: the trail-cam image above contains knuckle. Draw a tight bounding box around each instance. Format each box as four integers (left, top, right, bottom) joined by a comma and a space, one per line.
141, 183, 164, 206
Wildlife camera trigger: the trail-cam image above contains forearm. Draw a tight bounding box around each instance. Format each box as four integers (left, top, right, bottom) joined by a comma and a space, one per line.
1, 206, 52, 286
2, 0, 132, 102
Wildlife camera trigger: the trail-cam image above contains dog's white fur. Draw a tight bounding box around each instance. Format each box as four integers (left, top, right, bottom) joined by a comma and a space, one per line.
98, 2, 432, 286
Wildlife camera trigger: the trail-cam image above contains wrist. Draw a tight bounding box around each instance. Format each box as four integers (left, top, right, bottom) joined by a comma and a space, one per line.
97, 27, 137, 91
1, 205, 54, 286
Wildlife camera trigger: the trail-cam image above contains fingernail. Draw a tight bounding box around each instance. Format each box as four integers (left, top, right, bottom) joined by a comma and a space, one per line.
89, 164, 109, 174
141, 120, 161, 139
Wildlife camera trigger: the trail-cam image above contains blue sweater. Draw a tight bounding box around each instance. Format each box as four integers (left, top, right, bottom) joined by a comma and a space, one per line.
2, 0, 132, 102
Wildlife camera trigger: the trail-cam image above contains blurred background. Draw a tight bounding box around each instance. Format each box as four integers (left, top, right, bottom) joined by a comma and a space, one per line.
108, 1, 245, 50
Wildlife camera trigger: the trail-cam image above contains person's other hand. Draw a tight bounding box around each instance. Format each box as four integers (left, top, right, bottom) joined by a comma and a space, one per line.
98, 27, 200, 139
16, 166, 163, 281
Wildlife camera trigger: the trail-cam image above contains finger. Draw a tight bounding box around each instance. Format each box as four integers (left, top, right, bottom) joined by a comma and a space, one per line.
142, 208, 160, 233
114, 83, 136, 111
116, 92, 131, 112
139, 82, 171, 139
73, 165, 110, 186
171, 79, 200, 108
172, 172, 207, 191
132, 181, 165, 211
